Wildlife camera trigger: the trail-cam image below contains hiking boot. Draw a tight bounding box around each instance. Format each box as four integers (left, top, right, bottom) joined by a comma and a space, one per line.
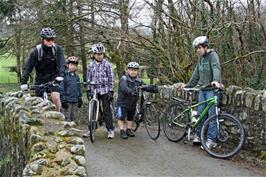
126, 128, 135, 137
107, 130, 115, 139
83, 131, 90, 138
120, 129, 128, 139
193, 134, 201, 145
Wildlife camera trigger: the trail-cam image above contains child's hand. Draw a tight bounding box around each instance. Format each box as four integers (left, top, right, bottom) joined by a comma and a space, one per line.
62, 101, 68, 109
131, 90, 139, 96
87, 90, 93, 100
107, 91, 114, 102
78, 99, 83, 108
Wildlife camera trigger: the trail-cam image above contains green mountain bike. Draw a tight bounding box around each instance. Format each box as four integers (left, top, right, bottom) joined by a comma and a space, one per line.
162, 87, 245, 159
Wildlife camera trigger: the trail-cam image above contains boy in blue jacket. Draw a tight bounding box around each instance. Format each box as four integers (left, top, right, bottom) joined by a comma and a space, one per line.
60, 56, 82, 122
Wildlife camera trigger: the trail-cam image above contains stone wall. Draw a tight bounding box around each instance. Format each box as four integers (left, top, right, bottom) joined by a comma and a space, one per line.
0, 91, 87, 177
156, 83, 266, 152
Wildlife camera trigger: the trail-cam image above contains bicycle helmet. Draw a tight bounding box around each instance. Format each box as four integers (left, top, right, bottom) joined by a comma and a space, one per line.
92, 43, 105, 53
40, 27, 56, 38
67, 56, 79, 64
192, 36, 208, 48
127, 62, 139, 69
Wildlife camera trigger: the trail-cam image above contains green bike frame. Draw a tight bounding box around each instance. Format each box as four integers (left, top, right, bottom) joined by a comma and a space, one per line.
174, 95, 218, 129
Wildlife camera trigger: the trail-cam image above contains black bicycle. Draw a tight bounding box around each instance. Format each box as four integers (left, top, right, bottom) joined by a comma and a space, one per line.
26, 77, 64, 100
131, 86, 160, 140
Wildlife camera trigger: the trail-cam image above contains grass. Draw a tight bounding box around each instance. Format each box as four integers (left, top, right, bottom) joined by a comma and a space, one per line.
0, 54, 18, 83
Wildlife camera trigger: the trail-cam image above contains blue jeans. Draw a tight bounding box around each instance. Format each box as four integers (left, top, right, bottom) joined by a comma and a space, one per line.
195, 90, 217, 142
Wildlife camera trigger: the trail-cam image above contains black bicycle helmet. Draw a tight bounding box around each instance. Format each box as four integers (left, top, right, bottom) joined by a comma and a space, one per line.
40, 27, 56, 38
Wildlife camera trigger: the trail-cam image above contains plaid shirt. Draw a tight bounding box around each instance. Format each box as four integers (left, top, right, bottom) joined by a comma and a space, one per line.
87, 59, 115, 95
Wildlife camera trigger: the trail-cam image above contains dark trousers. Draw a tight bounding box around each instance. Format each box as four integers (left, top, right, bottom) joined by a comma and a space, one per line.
98, 94, 114, 130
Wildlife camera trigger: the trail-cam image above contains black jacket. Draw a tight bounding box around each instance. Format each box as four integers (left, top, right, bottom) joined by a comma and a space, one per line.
21, 43, 66, 84
117, 74, 158, 109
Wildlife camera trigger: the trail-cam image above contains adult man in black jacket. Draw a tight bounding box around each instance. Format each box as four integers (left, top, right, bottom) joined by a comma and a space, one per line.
21, 27, 66, 111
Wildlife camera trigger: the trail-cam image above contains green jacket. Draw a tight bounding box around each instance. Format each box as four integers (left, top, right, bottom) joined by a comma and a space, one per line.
186, 49, 221, 90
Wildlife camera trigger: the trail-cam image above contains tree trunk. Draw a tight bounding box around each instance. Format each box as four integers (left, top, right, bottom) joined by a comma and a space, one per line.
77, 0, 87, 82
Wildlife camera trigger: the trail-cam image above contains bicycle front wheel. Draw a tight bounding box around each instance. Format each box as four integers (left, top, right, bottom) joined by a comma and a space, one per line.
162, 102, 188, 142
132, 120, 139, 132
144, 104, 160, 140
201, 113, 245, 159
132, 106, 140, 132
89, 101, 98, 143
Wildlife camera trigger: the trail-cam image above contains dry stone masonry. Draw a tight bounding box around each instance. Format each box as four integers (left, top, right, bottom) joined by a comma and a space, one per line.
0, 91, 87, 177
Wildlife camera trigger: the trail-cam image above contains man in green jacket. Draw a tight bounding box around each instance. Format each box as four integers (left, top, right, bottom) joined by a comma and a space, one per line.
181, 36, 222, 149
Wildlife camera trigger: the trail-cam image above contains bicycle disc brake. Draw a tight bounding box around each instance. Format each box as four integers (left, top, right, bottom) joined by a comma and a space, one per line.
217, 130, 229, 142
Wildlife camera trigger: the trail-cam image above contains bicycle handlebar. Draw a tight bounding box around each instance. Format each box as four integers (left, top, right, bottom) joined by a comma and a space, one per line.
29, 80, 61, 90
78, 81, 106, 86
184, 84, 224, 92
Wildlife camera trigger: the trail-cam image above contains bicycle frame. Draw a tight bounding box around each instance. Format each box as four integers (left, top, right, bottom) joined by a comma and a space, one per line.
172, 94, 218, 130
135, 89, 148, 122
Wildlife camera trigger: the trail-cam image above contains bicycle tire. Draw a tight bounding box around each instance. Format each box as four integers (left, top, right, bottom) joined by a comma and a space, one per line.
162, 101, 188, 142
144, 104, 160, 140
132, 120, 139, 132
132, 106, 140, 132
89, 101, 98, 143
201, 113, 245, 159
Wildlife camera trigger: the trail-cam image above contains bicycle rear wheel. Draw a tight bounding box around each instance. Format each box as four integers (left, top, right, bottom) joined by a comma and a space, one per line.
89, 101, 98, 143
162, 102, 188, 142
144, 104, 160, 140
201, 113, 245, 159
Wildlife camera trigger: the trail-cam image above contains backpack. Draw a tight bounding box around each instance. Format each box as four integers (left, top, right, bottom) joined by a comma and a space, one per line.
36, 43, 57, 61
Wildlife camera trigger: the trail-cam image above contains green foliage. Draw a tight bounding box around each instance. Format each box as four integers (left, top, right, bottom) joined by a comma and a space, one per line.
0, 0, 16, 17
260, 151, 266, 161
0, 55, 17, 83
0, 155, 12, 166
245, 75, 266, 90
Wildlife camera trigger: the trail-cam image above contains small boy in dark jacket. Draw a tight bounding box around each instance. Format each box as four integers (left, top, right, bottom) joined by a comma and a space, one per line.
117, 61, 158, 139
60, 56, 82, 122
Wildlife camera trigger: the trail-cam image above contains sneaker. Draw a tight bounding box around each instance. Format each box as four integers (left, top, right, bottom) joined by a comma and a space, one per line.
206, 138, 217, 149
120, 129, 128, 139
107, 130, 115, 139
193, 134, 201, 145
83, 131, 90, 138
126, 128, 135, 137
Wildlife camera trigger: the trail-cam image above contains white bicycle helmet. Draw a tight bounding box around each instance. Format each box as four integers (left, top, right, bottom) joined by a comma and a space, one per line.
92, 43, 105, 53
192, 36, 209, 48
127, 62, 139, 69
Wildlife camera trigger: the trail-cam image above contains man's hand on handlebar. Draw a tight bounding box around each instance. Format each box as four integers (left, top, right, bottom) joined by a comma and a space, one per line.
211, 81, 223, 89
20, 84, 28, 91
